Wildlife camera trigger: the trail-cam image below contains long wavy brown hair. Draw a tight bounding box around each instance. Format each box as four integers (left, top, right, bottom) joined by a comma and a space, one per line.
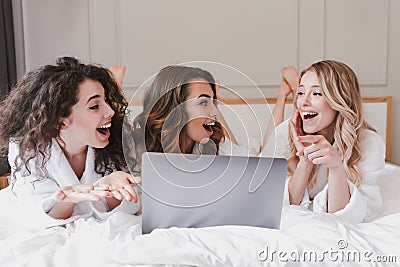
133, 65, 224, 163
0, 57, 135, 184
287, 60, 375, 188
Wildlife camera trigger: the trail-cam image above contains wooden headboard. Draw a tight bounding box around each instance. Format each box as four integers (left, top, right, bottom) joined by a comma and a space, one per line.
218, 96, 393, 162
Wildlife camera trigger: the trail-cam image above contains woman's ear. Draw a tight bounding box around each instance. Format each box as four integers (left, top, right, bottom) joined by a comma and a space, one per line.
58, 117, 70, 130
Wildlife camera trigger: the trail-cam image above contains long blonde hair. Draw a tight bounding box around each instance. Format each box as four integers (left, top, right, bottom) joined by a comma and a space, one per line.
287, 60, 375, 187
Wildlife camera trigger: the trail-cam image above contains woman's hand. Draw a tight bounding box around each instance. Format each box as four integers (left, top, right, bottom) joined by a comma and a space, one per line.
297, 135, 342, 169
54, 184, 110, 203
98, 171, 141, 202
290, 111, 310, 152
297, 135, 349, 213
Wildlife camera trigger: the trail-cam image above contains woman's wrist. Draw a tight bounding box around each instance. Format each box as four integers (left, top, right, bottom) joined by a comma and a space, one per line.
328, 164, 347, 181
298, 157, 314, 172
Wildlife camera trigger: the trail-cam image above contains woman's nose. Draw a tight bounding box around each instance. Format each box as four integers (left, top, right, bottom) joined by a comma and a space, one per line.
105, 103, 115, 118
210, 101, 219, 119
300, 93, 311, 106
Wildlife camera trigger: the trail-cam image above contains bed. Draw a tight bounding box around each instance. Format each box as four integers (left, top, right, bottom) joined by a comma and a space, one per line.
0, 97, 399, 266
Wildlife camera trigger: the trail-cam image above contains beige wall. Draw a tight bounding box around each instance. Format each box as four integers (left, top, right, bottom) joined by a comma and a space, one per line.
15, 0, 400, 163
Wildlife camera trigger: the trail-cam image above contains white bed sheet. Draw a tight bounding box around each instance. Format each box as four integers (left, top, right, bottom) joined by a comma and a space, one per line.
0, 163, 399, 267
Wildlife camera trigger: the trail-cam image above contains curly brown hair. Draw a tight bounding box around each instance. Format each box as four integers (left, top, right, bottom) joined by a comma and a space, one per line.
133, 65, 224, 162
0, 57, 135, 183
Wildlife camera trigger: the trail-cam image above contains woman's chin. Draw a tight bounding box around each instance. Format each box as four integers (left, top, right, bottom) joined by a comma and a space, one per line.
199, 137, 210, 145
92, 140, 109, 149
302, 126, 318, 135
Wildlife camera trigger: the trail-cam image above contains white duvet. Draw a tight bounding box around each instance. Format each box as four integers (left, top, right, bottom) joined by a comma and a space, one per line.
1, 164, 399, 267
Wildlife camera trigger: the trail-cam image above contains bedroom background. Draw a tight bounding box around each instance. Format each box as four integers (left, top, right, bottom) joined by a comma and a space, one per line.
2, 0, 400, 165
1, 3, 400, 266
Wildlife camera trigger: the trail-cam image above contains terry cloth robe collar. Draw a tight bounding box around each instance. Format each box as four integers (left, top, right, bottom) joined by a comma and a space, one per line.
48, 139, 101, 187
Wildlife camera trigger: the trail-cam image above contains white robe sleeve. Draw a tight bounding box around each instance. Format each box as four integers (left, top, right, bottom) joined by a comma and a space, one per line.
90, 181, 141, 220
89, 138, 142, 219
7, 141, 92, 229
91, 198, 141, 220
312, 130, 385, 223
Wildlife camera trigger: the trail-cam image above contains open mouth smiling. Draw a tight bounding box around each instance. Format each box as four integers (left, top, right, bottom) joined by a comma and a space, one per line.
301, 111, 318, 120
202, 121, 215, 132
97, 122, 111, 135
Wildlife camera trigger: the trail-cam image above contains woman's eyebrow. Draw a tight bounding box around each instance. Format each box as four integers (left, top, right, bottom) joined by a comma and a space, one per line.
198, 94, 212, 98
298, 85, 320, 88
86, 94, 100, 104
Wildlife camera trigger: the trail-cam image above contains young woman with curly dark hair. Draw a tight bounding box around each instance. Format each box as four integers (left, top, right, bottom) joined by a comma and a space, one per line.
0, 57, 140, 224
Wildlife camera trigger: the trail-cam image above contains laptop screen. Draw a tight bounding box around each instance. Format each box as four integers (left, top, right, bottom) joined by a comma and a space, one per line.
141, 152, 287, 234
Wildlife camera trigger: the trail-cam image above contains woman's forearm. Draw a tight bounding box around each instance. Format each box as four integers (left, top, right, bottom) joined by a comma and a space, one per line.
327, 166, 350, 213
289, 159, 313, 205
48, 202, 75, 219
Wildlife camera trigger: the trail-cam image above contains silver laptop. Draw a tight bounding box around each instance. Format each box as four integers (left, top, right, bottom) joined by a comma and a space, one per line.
141, 152, 287, 234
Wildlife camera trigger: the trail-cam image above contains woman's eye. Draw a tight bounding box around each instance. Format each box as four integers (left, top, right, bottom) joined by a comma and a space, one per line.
297, 91, 305, 96
89, 104, 99, 110
200, 100, 208, 106
313, 92, 322, 96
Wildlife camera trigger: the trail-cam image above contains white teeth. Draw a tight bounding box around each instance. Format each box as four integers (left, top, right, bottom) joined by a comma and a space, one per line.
301, 112, 318, 116
99, 123, 111, 129
204, 122, 215, 126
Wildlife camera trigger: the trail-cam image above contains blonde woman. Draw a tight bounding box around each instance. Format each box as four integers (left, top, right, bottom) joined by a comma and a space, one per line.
263, 60, 385, 223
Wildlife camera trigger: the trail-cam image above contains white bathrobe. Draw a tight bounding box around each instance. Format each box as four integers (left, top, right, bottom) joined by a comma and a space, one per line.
262, 118, 386, 223
1, 139, 140, 230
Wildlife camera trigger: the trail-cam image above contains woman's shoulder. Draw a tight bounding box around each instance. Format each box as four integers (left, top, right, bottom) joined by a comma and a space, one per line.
8, 138, 59, 167
359, 128, 386, 160
360, 128, 385, 149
